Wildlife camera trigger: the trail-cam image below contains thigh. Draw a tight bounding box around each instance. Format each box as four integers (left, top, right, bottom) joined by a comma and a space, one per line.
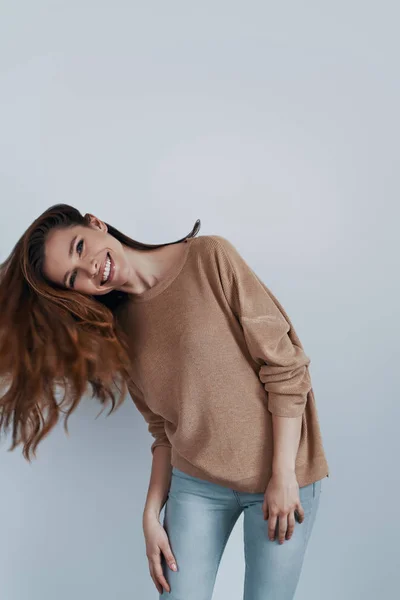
242, 479, 322, 600
160, 468, 242, 600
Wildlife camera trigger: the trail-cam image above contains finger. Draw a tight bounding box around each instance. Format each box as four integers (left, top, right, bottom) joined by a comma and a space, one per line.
150, 555, 171, 594
297, 502, 305, 523
161, 544, 178, 572
268, 514, 277, 541
149, 564, 163, 594
262, 499, 268, 520
278, 513, 288, 544
286, 511, 295, 540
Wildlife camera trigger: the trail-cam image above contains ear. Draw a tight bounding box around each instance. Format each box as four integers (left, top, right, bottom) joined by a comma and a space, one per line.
85, 213, 108, 232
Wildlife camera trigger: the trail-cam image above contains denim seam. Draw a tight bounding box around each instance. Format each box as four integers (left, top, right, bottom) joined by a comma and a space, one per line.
232, 490, 243, 508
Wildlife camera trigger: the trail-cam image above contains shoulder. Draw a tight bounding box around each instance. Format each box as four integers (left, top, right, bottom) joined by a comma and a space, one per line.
191, 234, 235, 254
190, 234, 241, 274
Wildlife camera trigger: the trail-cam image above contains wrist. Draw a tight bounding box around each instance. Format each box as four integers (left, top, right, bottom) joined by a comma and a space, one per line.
143, 507, 161, 523
272, 464, 296, 476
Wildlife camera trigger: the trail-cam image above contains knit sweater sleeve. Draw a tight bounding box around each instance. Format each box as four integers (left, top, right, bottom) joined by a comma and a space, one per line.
212, 235, 312, 418
127, 377, 172, 454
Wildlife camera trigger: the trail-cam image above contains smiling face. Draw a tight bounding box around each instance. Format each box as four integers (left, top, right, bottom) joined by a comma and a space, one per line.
42, 215, 131, 295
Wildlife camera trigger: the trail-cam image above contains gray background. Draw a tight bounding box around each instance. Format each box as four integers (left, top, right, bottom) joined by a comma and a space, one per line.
1, 2, 398, 599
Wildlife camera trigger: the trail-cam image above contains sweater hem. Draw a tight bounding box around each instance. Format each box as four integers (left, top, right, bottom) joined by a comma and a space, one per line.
171, 451, 330, 494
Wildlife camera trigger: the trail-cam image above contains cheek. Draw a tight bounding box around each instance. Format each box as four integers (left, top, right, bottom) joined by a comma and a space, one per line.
112, 248, 126, 274
75, 273, 97, 293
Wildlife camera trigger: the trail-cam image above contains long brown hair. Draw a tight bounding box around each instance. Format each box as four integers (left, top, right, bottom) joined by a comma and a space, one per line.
0, 203, 201, 461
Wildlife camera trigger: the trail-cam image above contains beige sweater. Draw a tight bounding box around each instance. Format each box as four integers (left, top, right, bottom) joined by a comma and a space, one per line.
116, 234, 330, 493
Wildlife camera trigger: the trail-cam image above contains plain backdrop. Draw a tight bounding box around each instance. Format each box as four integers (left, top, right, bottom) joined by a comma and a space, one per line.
0, 2, 398, 599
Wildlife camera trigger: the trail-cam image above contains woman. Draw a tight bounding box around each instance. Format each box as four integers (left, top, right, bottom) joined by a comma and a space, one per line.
0, 203, 329, 599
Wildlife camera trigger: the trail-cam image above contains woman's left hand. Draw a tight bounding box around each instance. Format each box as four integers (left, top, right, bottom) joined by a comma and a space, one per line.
262, 470, 305, 544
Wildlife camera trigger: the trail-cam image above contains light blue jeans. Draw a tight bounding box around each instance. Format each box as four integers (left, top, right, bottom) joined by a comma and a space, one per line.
160, 466, 322, 599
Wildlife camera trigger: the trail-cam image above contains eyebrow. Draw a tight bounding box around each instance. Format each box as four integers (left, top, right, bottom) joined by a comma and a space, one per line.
63, 235, 77, 288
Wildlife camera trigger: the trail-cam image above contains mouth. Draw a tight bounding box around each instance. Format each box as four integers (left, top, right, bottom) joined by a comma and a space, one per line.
100, 252, 114, 286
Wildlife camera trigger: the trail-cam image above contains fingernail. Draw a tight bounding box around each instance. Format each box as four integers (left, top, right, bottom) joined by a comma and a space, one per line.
170, 563, 177, 571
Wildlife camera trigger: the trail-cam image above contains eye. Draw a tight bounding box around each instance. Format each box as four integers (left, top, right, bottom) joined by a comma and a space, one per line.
70, 239, 84, 288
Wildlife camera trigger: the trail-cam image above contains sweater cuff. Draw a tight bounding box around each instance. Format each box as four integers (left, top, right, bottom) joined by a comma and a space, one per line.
151, 440, 172, 454
267, 392, 307, 418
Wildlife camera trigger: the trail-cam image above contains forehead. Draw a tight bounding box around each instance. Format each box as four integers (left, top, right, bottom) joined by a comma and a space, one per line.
43, 226, 81, 286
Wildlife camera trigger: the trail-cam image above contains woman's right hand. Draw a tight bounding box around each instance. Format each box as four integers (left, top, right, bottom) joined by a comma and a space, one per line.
142, 513, 178, 594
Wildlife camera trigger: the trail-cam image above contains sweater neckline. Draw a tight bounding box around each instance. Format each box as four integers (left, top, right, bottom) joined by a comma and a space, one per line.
128, 236, 195, 303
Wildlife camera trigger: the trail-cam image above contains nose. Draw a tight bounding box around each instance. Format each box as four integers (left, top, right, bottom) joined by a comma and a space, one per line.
87, 257, 100, 278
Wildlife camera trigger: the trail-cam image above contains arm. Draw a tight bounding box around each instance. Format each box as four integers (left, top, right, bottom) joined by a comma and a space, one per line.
214, 235, 312, 419
265, 413, 304, 544
271, 414, 302, 475
126, 381, 177, 593
142, 446, 177, 595
126, 378, 173, 519
142, 445, 172, 522
213, 235, 309, 543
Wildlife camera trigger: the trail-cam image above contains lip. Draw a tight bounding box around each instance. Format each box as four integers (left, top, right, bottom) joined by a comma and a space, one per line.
100, 252, 114, 286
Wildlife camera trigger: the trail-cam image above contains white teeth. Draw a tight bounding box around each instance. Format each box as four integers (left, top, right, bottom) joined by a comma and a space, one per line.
102, 256, 111, 282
